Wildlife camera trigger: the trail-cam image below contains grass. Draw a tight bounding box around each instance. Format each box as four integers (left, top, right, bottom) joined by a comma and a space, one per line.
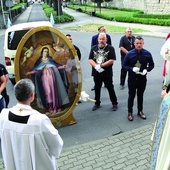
67, 4, 170, 26
66, 5, 149, 33
65, 23, 149, 33
89, 7, 134, 18
69, 5, 137, 17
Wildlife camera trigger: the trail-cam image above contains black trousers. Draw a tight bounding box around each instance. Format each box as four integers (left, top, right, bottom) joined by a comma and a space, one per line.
120, 68, 127, 86
1, 88, 9, 108
120, 57, 127, 86
128, 76, 147, 113
94, 74, 118, 106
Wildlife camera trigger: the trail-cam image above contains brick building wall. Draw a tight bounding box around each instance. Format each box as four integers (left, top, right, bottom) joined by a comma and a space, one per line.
144, 0, 170, 14
112, 0, 144, 11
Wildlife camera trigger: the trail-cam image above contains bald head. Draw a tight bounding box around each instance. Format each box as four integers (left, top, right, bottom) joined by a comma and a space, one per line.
126, 27, 132, 32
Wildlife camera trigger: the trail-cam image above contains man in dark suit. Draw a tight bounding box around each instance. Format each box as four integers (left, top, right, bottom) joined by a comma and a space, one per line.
123, 36, 154, 121
119, 27, 135, 90
91, 26, 112, 47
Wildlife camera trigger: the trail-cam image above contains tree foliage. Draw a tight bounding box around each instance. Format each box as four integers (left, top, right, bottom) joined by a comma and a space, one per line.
45, 0, 63, 15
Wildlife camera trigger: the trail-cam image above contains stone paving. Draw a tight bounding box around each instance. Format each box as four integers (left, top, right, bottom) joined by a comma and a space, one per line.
0, 124, 153, 170
57, 124, 154, 170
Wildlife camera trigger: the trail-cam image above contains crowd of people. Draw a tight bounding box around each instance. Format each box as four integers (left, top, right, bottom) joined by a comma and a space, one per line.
89, 26, 155, 123
0, 27, 167, 121
0, 26, 169, 170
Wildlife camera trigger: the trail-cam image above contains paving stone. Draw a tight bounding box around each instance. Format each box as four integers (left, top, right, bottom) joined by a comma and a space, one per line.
0, 124, 156, 170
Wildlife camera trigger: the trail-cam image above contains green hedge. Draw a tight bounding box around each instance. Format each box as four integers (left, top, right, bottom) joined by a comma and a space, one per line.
114, 16, 170, 26
67, 4, 170, 26
94, 13, 170, 26
6, 3, 26, 20
42, 3, 74, 23
103, 6, 143, 13
133, 14, 170, 19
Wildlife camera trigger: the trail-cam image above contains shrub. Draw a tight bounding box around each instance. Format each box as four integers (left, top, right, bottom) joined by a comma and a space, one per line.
133, 14, 170, 19
42, 3, 74, 23
67, 4, 170, 26
114, 16, 170, 26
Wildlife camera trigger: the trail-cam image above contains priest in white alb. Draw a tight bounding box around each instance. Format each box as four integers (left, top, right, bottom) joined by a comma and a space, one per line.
0, 79, 63, 170
150, 84, 170, 169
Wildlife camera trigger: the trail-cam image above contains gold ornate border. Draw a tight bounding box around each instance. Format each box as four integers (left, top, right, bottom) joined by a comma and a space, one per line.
14, 26, 82, 127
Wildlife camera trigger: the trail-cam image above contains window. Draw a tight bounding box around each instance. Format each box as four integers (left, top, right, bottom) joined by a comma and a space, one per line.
8, 30, 29, 50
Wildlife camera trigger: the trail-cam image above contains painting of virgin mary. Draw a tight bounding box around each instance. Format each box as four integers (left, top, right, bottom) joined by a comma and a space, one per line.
27, 46, 70, 115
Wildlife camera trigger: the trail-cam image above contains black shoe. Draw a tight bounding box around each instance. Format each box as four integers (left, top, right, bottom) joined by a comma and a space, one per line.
128, 112, 133, 121
92, 104, 100, 111
91, 86, 95, 91
119, 85, 124, 90
138, 111, 146, 119
112, 104, 118, 111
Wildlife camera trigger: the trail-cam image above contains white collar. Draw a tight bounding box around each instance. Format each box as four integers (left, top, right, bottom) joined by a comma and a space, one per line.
10, 103, 38, 116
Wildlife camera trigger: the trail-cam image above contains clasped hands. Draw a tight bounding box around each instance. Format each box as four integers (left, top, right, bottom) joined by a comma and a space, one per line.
133, 67, 147, 75
94, 64, 104, 73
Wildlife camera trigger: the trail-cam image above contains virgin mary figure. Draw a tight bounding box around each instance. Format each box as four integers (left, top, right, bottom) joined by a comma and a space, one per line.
27, 46, 70, 114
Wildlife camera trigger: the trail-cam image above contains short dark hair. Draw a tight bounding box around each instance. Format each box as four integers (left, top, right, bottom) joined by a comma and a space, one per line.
135, 36, 143, 40
14, 79, 35, 102
98, 26, 104, 31
66, 34, 71, 37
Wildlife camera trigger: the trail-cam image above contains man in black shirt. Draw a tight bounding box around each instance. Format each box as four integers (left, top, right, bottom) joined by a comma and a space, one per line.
89, 32, 118, 111
66, 34, 82, 103
90, 26, 112, 91
66, 34, 81, 60
119, 27, 135, 90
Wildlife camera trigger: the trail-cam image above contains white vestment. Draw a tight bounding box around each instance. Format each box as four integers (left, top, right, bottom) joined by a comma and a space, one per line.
0, 103, 63, 170
160, 38, 170, 86
151, 93, 170, 170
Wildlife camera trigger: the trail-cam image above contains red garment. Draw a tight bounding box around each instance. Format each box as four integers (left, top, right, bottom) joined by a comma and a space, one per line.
163, 60, 167, 76
166, 33, 170, 40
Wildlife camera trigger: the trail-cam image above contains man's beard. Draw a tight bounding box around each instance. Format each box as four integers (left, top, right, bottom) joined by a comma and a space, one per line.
98, 43, 106, 48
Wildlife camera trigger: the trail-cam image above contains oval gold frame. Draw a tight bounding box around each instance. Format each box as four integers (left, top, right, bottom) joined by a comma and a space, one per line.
14, 26, 82, 127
